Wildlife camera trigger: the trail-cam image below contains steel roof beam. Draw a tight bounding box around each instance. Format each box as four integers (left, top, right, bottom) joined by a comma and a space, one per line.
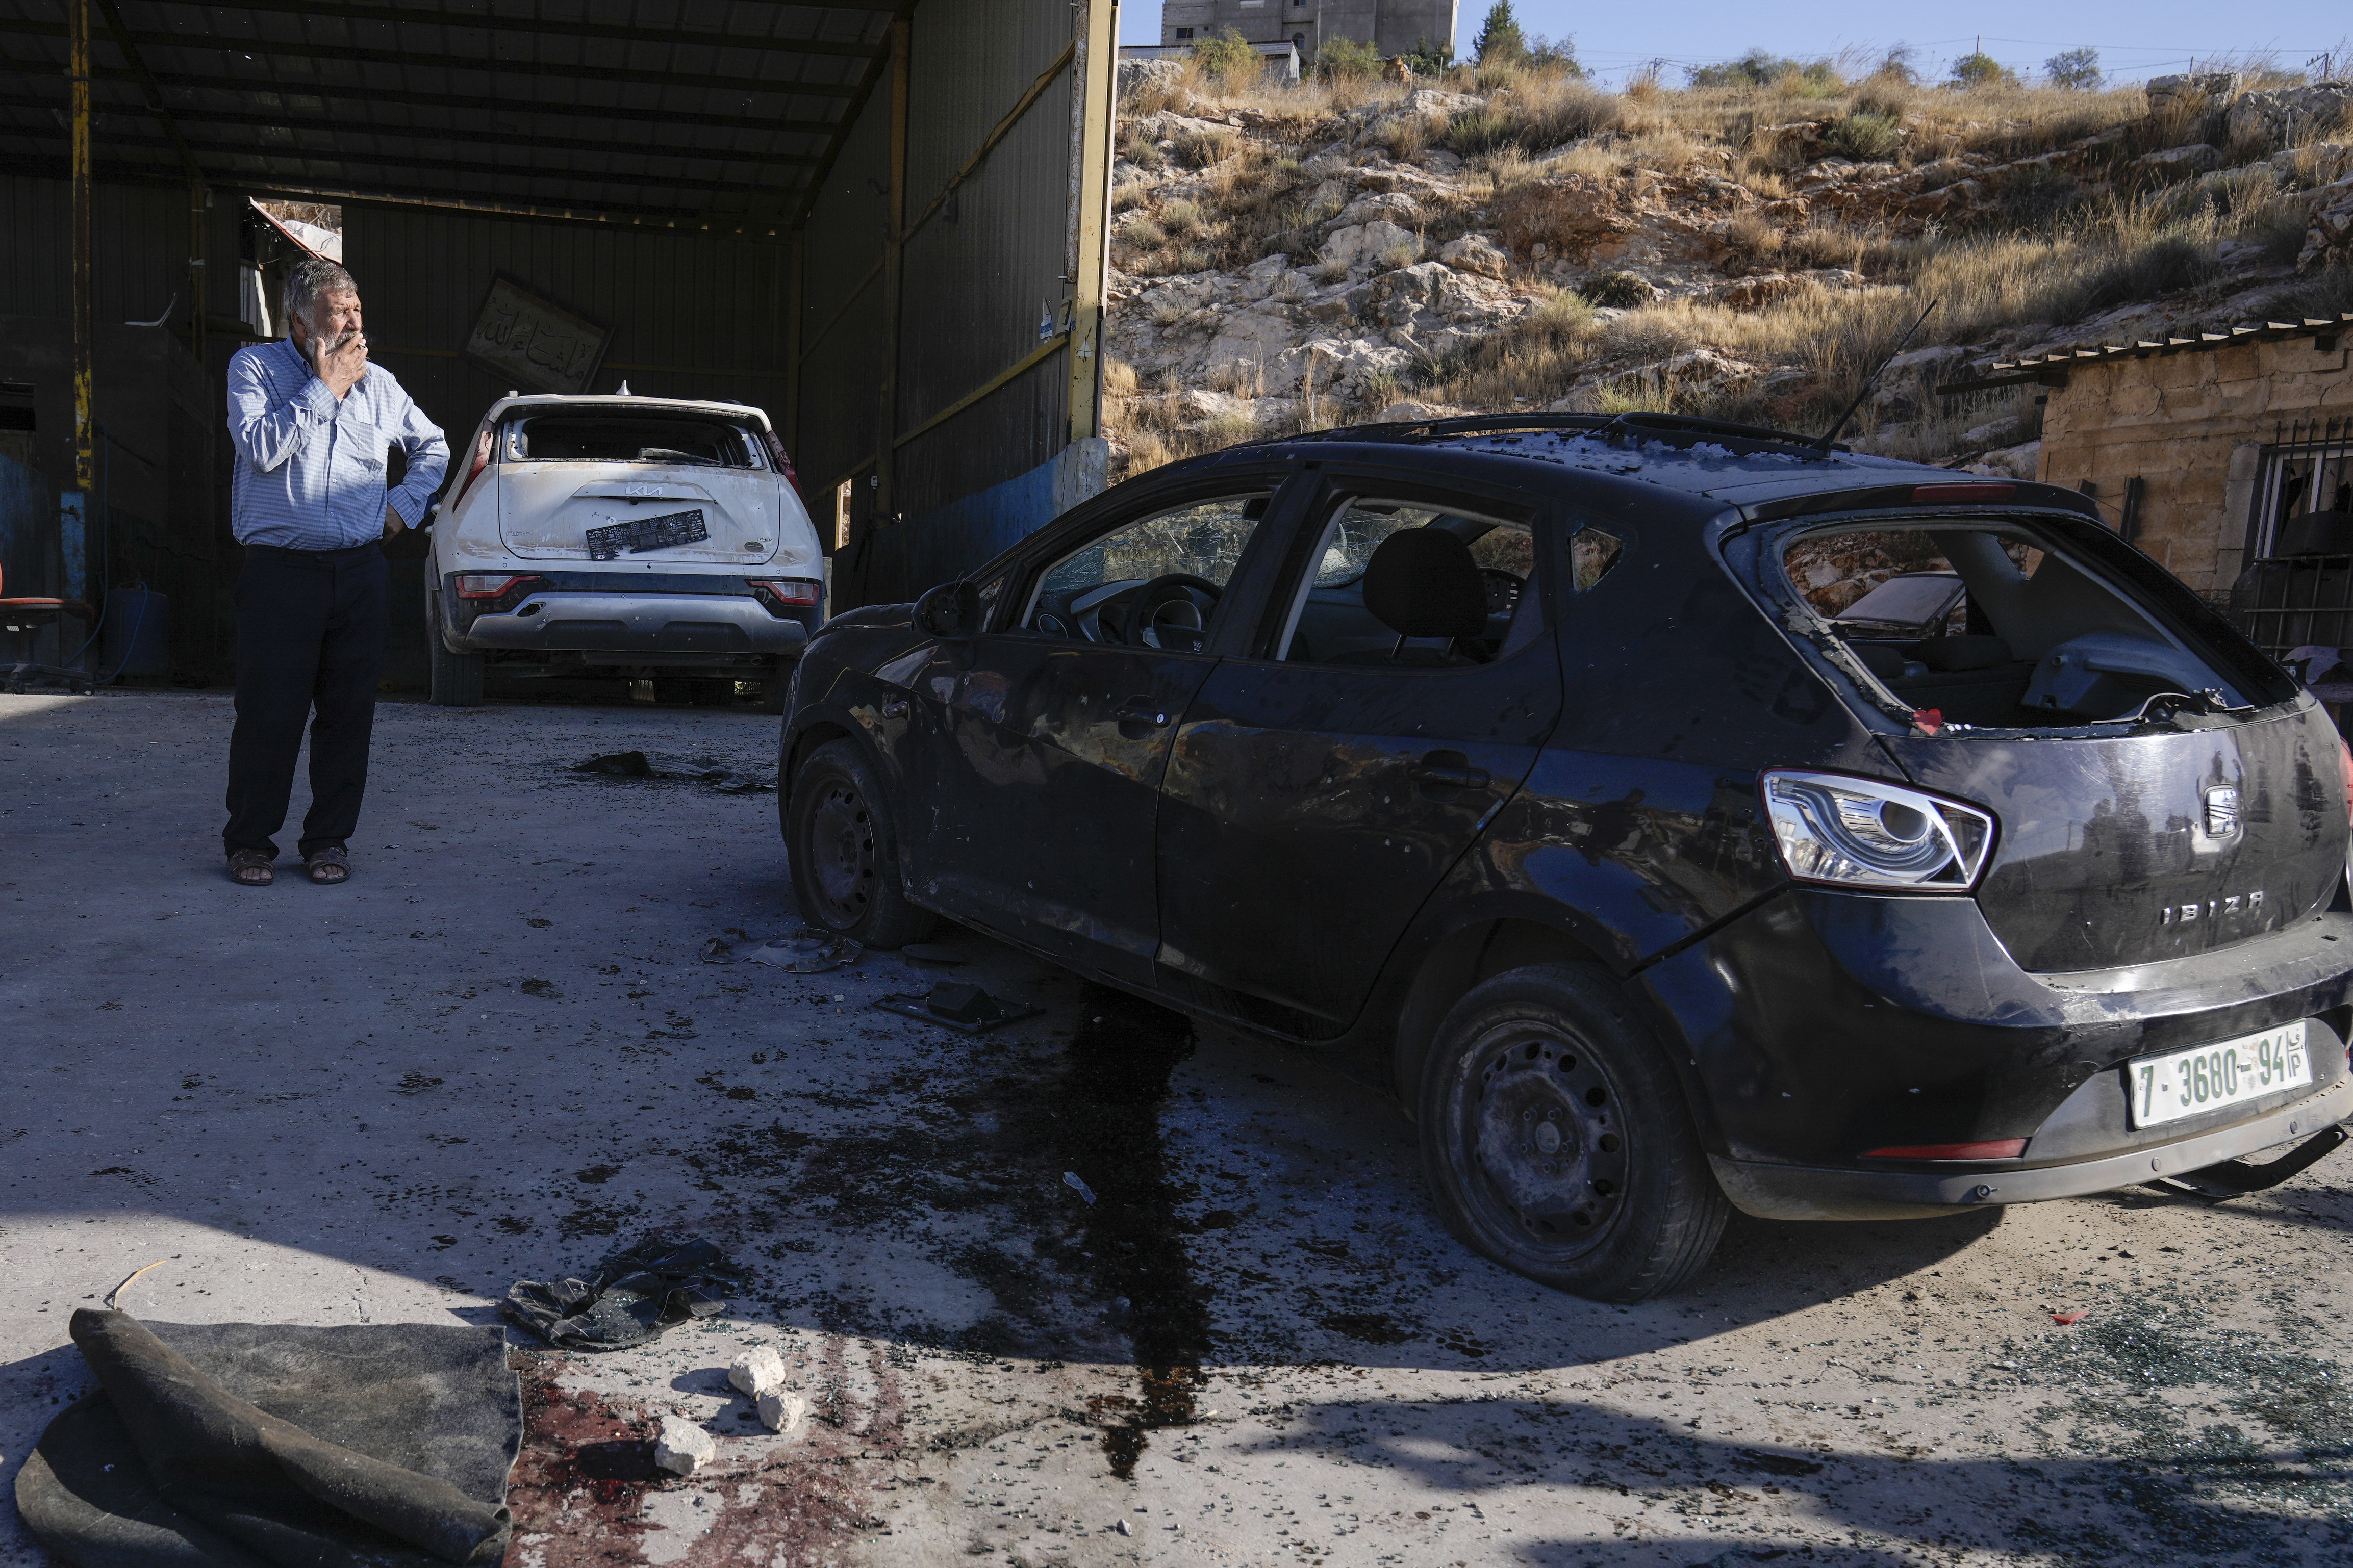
5, 150, 790, 234
120, 0, 886, 59
5, 123, 812, 195
0, 55, 850, 135
0, 20, 865, 97
0, 89, 822, 164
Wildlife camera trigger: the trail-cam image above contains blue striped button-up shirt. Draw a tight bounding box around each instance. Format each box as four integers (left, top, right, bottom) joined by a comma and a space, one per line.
226, 336, 449, 549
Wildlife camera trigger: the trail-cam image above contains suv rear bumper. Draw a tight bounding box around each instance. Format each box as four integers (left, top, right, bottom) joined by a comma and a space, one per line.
458, 592, 809, 657
1711, 1075, 2353, 1219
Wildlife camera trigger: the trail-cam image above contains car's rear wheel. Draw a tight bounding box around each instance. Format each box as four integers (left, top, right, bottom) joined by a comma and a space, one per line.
786, 738, 937, 949
763, 658, 792, 715
690, 679, 736, 708
651, 677, 694, 706
1419, 963, 1727, 1302
426, 594, 484, 708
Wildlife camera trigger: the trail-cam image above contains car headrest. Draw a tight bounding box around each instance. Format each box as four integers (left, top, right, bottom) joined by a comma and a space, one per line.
1361, 529, 1488, 641
1902, 634, 2013, 672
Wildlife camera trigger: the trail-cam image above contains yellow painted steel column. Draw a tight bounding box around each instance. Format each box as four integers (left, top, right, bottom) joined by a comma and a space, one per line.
65, 0, 94, 611
1067, 0, 1118, 441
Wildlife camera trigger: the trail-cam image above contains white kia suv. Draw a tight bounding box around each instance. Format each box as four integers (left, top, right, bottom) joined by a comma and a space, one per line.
422, 392, 824, 708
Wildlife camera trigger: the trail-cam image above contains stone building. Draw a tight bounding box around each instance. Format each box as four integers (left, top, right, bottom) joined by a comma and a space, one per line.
1159, 1, 1458, 62
1944, 316, 2353, 634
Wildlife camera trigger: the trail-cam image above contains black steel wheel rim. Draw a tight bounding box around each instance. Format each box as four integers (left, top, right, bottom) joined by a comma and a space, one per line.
804, 776, 877, 929
1451, 1023, 1632, 1262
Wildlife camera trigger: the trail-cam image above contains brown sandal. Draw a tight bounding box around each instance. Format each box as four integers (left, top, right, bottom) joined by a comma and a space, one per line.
227, 849, 274, 887
303, 846, 350, 885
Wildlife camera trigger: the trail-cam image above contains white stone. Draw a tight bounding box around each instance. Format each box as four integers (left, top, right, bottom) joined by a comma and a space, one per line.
757, 1391, 810, 1434
653, 1413, 716, 1476
727, 1346, 786, 1399
1335, 191, 1420, 228
1437, 234, 1509, 278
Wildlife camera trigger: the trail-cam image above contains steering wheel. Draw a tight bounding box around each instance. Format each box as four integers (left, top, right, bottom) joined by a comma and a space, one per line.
1126, 574, 1223, 650
1478, 568, 1525, 617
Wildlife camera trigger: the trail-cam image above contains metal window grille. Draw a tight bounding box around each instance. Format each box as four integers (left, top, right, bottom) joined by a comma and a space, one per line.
2230, 417, 2353, 660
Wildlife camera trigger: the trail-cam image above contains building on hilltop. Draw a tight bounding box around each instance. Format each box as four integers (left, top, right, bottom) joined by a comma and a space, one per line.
1159, 1, 1458, 62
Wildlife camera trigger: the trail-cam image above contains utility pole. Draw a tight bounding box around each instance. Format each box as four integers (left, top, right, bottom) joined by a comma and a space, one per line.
65, 0, 94, 628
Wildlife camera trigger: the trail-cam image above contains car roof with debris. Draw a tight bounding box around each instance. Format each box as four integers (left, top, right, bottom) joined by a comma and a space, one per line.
1218, 414, 2098, 520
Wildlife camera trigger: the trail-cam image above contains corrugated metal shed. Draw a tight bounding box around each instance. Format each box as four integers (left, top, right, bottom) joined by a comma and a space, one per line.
0, 0, 1117, 656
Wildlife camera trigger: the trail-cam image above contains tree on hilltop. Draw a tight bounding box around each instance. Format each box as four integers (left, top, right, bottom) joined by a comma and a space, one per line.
1475, 1, 1526, 64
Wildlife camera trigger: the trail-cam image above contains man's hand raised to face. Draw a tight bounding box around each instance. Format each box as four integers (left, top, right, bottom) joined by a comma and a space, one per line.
312, 328, 368, 399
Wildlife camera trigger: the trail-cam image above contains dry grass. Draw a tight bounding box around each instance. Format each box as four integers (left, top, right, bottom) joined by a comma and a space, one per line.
1110, 62, 2349, 469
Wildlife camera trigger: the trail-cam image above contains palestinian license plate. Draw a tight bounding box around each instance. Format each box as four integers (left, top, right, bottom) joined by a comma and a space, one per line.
585, 508, 709, 560
2127, 1021, 2311, 1129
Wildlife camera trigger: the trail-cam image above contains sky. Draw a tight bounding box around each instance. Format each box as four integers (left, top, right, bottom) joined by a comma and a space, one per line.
1119, 3, 2351, 89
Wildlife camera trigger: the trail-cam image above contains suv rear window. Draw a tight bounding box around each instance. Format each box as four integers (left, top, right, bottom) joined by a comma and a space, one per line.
1783, 520, 2262, 728
504, 414, 765, 468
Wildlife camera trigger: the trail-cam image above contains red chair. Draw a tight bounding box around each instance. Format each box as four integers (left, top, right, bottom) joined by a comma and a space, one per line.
1, 563, 95, 693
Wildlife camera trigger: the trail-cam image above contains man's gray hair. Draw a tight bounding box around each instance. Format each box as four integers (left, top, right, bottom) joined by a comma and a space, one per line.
282, 255, 357, 333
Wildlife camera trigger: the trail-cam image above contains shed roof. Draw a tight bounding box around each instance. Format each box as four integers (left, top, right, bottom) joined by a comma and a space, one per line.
0, 0, 895, 235
1940, 312, 2353, 395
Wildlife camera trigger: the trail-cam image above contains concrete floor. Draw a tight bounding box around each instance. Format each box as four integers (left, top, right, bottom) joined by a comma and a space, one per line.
3, 688, 2350, 1568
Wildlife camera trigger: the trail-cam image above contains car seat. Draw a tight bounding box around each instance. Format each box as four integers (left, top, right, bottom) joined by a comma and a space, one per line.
1328, 528, 1491, 666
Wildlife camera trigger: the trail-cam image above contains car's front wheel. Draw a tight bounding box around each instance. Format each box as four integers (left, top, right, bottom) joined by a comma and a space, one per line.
426, 593, 484, 708
1419, 963, 1728, 1302
786, 738, 937, 949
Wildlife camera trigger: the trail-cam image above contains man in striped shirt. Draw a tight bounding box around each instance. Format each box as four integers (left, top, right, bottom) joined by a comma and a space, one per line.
222, 255, 448, 887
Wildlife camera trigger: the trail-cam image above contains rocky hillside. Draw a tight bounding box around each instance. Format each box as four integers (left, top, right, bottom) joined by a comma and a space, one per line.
1102, 63, 2353, 482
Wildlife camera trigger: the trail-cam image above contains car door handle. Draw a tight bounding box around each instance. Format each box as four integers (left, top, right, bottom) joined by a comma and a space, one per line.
1114, 698, 1172, 727
1410, 755, 1490, 791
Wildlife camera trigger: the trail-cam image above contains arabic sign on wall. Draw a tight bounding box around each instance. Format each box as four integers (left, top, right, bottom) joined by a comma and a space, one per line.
462, 274, 611, 395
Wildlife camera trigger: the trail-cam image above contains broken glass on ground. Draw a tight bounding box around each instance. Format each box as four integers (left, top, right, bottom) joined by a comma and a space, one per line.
501, 1236, 745, 1350
873, 981, 1042, 1034
738, 927, 860, 973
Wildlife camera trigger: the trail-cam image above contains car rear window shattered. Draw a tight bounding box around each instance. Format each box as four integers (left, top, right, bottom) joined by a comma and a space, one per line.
1782, 520, 2266, 732
505, 416, 763, 468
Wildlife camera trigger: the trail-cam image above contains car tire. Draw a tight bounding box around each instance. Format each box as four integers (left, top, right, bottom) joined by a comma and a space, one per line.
690, 679, 736, 708
763, 658, 792, 715
1418, 963, 1728, 1303
651, 677, 694, 706
426, 594, 484, 708
786, 738, 937, 950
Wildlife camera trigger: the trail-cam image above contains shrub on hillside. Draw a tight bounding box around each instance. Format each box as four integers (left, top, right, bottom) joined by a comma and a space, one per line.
1314, 37, 1381, 82
1948, 52, 2020, 90
1689, 49, 1842, 96
1191, 28, 1262, 87
1826, 112, 1902, 162
1577, 271, 1657, 307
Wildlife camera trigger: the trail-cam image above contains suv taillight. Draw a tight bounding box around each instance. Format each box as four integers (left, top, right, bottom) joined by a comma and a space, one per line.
454, 573, 539, 599
748, 578, 821, 612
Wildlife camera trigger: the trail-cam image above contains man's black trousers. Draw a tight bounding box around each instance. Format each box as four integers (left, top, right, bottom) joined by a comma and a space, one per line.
222, 541, 389, 858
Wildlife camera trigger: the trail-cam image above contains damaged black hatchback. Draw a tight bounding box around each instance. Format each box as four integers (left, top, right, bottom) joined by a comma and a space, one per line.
778, 413, 2353, 1302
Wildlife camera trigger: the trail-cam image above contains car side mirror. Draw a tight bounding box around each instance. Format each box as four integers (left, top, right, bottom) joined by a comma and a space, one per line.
914, 579, 982, 640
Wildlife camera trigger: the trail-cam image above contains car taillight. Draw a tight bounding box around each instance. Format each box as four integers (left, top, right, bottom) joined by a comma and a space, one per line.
1863, 1140, 2027, 1160
748, 578, 821, 606
1760, 769, 1995, 891
2340, 739, 2353, 827
454, 573, 539, 598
